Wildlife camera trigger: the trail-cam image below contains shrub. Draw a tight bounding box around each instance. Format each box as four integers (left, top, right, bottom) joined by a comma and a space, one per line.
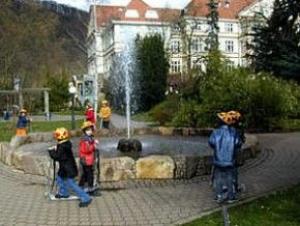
149, 98, 178, 126
172, 68, 300, 130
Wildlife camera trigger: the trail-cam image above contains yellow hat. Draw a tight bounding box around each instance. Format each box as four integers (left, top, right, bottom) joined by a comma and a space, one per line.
227, 111, 241, 122
53, 127, 69, 141
102, 100, 108, 105
20, 109, 27, 113
81, 121, 94, 130
217, 112, 235, 125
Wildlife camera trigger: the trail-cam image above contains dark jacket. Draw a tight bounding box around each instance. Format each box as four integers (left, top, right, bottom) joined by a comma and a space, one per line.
209, 125, 242, 168
48, 140, 78, 178
16, 116, 29, 128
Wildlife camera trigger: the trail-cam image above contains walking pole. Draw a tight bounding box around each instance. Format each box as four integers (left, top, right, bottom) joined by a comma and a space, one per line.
94, 147, 101, 195
222, 204, 230, 226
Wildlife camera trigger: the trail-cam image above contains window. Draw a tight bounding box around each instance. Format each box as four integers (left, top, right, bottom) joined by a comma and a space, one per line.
125, 9, 139, 18
227, 60, 235, 69
170, 40, 180, 53
145, 10, 159, 19
192, 38, 204, 52
196, 23, 202, 31
225, 40, 234, 53
171, 59, 181, 73
225, 23, 233, 33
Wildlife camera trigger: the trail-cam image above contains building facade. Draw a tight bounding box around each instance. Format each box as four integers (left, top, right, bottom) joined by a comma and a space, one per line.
87, 0, 274, 89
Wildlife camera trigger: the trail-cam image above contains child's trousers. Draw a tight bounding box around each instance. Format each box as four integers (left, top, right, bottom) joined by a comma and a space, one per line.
56, 176, 91, 203
79, 164, 94, 188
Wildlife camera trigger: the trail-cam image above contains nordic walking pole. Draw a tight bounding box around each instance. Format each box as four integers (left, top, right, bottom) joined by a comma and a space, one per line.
222, 204, 230, 226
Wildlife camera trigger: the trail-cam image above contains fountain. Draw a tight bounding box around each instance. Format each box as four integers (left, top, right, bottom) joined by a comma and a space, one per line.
109, 42, 142, 154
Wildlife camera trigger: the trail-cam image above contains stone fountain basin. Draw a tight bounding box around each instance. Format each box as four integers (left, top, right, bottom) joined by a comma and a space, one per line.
0, 128, 259, 181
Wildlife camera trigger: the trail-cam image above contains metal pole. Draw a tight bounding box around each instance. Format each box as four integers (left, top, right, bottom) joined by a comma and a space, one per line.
44, 90, 50, 121
71, 94, 75, 130
222, 204, 230, 226
93, 0, 99, 124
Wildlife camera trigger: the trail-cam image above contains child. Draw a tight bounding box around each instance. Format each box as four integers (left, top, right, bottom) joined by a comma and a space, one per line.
209, 111, 242, 203
16, 109, 31, 136
99, 100, 111, 129
79, 121, 99, 193
84, 103, 96, 125
48, 127, 92, 207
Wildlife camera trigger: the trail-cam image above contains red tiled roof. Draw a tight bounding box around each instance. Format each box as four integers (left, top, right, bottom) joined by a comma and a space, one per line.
94, 0, 255, 27
94, 0, 180, 26
185, 0, 256, 19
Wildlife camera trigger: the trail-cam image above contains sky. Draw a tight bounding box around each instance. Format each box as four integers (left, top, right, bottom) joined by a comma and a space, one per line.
52, 0, 192, 11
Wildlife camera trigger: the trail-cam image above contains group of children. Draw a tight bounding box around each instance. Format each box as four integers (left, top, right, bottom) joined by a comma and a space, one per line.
47, 101, 112, 208
15, 100, 112, 138
85, 100, 112, 129
15, 103, 244, 207
48, 120, 99, 207
14, 101, 111, 208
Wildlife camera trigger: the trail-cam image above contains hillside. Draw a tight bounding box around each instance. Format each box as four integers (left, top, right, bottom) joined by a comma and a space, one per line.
0, 0, 89, 89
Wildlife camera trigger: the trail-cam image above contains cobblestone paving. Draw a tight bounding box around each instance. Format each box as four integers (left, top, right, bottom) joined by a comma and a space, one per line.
0, 133, 300, 226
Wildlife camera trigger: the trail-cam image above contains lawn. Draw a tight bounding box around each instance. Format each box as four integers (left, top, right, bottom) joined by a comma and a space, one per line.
0, 119, 84, 142
183, 185, 300, 226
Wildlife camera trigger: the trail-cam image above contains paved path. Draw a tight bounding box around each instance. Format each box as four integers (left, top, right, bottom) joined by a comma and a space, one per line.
0, 133, 300, 226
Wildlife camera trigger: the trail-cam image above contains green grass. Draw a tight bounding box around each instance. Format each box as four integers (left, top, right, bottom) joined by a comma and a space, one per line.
0, 119, 84, 142
183, 185, 300, 226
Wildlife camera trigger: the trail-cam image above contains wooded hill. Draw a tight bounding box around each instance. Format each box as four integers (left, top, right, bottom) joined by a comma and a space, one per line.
0, 0, 89, 89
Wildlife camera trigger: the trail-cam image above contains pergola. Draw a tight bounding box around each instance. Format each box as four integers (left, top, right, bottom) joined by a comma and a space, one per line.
0, 88, 50, 120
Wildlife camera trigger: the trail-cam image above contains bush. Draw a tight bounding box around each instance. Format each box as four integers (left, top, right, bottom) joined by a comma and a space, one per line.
172, 67, 300, 130
149, 98, 178, 126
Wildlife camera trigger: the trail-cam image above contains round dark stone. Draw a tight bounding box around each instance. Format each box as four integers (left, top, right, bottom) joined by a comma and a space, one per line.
117, 138, 142, 153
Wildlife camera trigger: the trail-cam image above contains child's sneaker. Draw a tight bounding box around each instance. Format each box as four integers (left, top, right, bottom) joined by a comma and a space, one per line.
55, 194, 70, 199
226, 198, 238, 204
215, 195, 225, 204
79, 199, 92, 208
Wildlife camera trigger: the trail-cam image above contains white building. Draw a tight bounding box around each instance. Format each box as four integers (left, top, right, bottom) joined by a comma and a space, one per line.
87, 0, 275, 88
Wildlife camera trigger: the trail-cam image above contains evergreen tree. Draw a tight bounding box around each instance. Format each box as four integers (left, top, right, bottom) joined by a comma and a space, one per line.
249, 0, 300, 81
206, 0, 219, 52
136, 34, 169, 111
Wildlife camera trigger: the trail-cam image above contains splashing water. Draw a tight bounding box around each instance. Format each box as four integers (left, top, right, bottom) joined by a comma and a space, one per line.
109, 43, 139, 139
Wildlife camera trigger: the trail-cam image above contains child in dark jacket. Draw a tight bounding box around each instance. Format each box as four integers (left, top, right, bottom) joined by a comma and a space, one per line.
78, 121, 98, 193
16, 109, 31, 136
48, 127, 92, 207
209, 111, 242, 203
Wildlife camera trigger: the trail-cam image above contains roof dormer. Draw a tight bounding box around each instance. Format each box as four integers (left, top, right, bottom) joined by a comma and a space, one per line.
145, 10, 159, 19
125, 9, 140, 18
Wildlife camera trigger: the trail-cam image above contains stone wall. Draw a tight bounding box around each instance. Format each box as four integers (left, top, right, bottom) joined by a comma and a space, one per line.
0, 130, 259, 181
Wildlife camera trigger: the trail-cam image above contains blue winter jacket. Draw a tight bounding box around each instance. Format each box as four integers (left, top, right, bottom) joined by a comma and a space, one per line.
208, 125, 242, 167
16, 116, 29, 128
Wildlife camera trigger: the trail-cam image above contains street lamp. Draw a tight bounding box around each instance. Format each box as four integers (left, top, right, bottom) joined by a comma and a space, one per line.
68, 82, 77, 130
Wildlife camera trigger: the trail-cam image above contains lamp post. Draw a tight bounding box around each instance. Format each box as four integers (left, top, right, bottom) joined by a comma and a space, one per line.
93, 0, 99, 123
68, 82, 77, 130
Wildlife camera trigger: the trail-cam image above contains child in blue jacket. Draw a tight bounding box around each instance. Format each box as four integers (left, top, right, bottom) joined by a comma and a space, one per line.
209, 111, 242, 203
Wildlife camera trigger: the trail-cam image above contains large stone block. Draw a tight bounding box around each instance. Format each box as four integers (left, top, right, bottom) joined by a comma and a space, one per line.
100, 157, 135, 182
158, 127, 174, 136
136, 155, 175, 179
0, 143, 10, 164
173, 155, 202, 179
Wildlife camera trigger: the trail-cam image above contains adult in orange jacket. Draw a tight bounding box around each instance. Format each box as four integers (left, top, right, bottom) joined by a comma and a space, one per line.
99, 100, 111, 129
